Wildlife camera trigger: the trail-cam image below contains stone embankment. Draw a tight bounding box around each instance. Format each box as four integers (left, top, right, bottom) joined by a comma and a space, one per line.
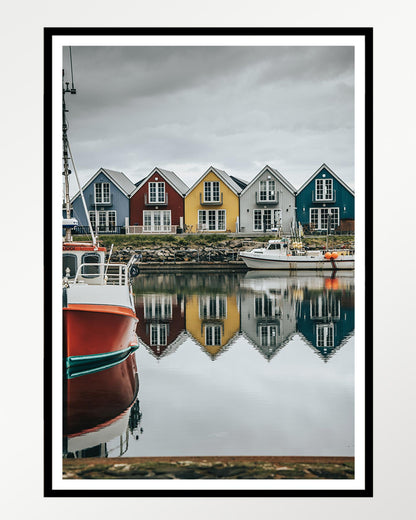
63, 456, 354, 480
109, 239, 260, 267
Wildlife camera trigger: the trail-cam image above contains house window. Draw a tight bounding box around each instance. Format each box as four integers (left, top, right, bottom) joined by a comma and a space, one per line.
316, 323, 334, 347
144, 295, 172, 319
315, 178, 333, 201
259, 325, 279, 347
205, 325, 222, 346
309, 207, 339, 231
108, 211, 116, 230
199, 295, 227, 319
204, 181, 220, 202
253, 209, 280, 231
150, 324, 168, 346
94, 182, 110, 203
89, 211, 96, 230
259, 179, 276, 201
310, 296, 340, 319
149, 182, 165, 203
198, 210, 226, 231
89, 210, 118, 231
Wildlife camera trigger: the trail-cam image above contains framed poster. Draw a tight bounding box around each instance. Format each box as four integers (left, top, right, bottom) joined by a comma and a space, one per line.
45, 27, 372, 497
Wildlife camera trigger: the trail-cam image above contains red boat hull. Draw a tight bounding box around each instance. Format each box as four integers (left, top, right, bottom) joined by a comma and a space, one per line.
65, 353, 138, 437
63, 304, 138, 363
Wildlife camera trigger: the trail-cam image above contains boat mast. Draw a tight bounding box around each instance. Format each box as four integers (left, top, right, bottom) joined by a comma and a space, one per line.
62, 51, 76, 242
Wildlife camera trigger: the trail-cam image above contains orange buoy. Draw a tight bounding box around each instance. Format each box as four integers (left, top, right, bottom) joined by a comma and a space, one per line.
331, 252, 339, 259
325, 279, 332, 289
324, 252, 332, 260
331, 279, 339, 290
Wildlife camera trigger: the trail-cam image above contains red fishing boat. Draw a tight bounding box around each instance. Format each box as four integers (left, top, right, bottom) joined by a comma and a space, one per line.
62, 58, 140, 369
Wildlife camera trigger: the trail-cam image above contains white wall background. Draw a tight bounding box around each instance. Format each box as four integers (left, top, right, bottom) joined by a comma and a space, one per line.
1, 0, 412, 518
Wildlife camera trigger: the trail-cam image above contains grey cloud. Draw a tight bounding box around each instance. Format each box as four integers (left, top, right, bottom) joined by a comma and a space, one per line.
63, 45, 355, 193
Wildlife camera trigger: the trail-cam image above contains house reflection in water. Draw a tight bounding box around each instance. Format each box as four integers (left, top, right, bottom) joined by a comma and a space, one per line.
185, 292, 240, 359
135, 293, 187, 359
296, 277, 355, 361
132, 272, 354, 363
239, 275, 297, 361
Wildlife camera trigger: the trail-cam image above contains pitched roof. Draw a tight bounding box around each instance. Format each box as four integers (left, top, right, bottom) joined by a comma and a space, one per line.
240, 165, 296, 196
230, 175, 249, 190
186, 166, 244, 196
70, 167, 136, 203
130, 167, 189, 197
297, 163, 355, 196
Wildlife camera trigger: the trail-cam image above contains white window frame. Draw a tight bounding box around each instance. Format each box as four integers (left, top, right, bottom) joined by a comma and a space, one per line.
259, 179, 276, 202
198, 209, 226, 231
259, 324, 280, 347
309, 207, 339, 230
204, 181, 220, 202
316, 323, 335, 347
94, 182, 110, 204
205, 324, 222, 346
253, 209, 280, 231
315, 178, 333, 201
144, 295, 172, 319
150, 323, 168, 346
199, 295, 227, 319
143, 210, 171, 231
148, 182, 165, 203
89, 210, 117, 230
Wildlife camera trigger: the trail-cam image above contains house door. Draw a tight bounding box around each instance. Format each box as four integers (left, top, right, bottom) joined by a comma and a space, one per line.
143, 210, 171, 232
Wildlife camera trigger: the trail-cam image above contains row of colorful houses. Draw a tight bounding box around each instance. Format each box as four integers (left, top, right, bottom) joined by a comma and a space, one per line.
68, 163, 355, 235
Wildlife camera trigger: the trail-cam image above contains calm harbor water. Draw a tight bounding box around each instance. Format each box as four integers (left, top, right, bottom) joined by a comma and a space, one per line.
63, 271, 354, 459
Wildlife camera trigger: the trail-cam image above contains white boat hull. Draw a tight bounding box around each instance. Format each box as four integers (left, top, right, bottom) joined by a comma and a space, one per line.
240, 252, 354, 270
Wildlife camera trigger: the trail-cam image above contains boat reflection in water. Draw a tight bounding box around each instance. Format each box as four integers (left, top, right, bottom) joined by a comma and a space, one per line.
63, 353, 141, 458
62, 272, 355, 459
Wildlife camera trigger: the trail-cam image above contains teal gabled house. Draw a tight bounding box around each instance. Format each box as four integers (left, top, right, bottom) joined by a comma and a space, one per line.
296, 164, 355, 233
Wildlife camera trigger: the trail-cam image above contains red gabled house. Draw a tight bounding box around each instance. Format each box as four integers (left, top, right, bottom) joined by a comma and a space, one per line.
128, 167, 188, 233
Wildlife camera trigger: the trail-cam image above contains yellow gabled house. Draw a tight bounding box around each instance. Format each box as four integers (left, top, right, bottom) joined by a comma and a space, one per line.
185, 293, 240, 359
184, 166, 247, 233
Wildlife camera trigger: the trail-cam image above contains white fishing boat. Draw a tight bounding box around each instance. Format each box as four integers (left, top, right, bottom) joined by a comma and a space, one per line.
239, 238, 354, 270
62, 52, 140, 369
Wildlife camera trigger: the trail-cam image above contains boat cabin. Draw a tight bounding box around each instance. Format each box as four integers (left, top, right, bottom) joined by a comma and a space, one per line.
62, 243, 106, 282
266, 240, 288, 251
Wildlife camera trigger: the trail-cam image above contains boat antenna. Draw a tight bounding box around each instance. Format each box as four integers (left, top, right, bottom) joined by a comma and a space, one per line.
62, 47, 77, 242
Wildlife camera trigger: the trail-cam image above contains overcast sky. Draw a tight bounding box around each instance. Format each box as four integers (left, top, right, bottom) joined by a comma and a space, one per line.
63, 45, 354, 193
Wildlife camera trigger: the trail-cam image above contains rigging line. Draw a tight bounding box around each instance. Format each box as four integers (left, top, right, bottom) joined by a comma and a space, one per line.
67, 139, 97, 247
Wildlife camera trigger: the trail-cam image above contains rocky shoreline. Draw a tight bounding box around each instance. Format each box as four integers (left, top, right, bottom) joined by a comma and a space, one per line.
109, 239, 258, 265
107, 236, 354, 265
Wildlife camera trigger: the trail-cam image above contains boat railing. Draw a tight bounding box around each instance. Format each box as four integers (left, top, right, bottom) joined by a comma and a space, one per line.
74, 263, 129, 286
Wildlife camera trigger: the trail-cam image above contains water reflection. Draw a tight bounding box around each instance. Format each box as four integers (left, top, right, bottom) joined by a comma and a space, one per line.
63, 354, 141, 458
133, 271, 354, 362
64, 271, 354, 459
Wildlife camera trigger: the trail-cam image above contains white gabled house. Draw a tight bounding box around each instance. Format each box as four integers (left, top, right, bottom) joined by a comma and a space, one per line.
239, 165, 296, 234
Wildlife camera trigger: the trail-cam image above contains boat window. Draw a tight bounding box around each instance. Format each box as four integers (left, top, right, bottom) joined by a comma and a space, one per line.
268, 243, 280, 250
63, 254, 77, 279
81, 253, 101, 277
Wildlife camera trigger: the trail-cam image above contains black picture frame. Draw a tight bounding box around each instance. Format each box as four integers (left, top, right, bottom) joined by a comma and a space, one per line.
44, 26, 373, 498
